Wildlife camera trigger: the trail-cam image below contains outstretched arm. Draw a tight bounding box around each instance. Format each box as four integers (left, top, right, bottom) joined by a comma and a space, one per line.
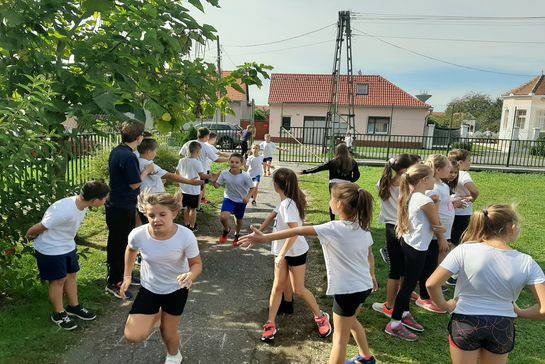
238, 225, 317, 249
164, 172, 204, 186
301, 161, 330, 175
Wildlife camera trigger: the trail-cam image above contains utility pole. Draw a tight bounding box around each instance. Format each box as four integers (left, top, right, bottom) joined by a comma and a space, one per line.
216, 36, 225, 123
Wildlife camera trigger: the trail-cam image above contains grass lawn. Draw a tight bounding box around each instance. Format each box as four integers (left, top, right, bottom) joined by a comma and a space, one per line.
298, 166, 545, 363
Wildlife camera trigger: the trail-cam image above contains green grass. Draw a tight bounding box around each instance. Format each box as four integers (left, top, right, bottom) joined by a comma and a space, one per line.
299, 166, 545, 363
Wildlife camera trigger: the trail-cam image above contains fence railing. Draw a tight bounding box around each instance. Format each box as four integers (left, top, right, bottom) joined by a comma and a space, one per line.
278, 127, 545, 168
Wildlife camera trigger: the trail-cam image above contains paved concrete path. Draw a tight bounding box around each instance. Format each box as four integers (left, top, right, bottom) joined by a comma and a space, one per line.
63, 166, 330, 363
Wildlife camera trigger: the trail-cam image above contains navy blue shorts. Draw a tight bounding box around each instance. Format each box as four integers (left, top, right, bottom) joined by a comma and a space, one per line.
221, 198, 246, 219
263, 157, 273, 163
35, 249, 80, 281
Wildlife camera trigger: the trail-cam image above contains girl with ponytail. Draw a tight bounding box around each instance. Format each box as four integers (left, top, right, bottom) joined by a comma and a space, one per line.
427, 205, 545, 364
238, 182, 378, 364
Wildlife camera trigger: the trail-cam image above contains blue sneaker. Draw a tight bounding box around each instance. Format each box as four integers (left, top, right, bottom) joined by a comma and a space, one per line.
346, 355, 376, 364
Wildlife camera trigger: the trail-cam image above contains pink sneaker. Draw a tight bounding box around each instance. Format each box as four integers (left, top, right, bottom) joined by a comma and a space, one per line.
410, 291, 420, 301
385, 322, 418, 341
401, 312, 424, 332
415, 298, 447, 314
314, 312, 332, 338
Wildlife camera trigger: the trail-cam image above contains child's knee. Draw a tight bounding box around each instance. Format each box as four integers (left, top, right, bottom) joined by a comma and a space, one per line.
124, 328, 147, 343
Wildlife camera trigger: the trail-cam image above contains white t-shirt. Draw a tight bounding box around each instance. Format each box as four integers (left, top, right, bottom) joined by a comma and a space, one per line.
128, 224, 200, 294
179, 140, 219, 171
344, 136, 353, 148
441, 243, 545, 317
454, 171, 474, 216
377, 181, 399, 225
216, 170, 254, 203
204, 142, 219, 172
138, 158, 168, 194
260, 141, 277, 158
314, 220, 374, 295
271, 198, 309, 257
177, 157, 204, 195
426, 181, 455, 240
402, 192, 434, 251
34, 196, 88, 255
246, 155, 264, 178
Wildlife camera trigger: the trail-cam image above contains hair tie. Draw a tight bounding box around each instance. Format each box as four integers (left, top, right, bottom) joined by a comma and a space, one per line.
388, 157, 396, 166
358, 188, 364, 192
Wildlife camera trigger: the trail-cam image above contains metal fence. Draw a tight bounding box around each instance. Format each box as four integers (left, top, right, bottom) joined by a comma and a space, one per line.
278, 127, 545, 168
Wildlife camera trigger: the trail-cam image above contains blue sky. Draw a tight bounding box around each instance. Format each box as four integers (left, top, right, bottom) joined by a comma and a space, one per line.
193, 1, 545, 111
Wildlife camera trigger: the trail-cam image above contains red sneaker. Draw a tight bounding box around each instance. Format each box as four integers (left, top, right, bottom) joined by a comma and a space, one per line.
261, 322, 277, 342
385, 322, 418, 341
401, 312, 424, 332
371, 302, 393, 318
415, 298, 447, 314
314, 312, 332, 338
200, 198, 210, 204
219, 229, 230, 244
232, 234, 241, 247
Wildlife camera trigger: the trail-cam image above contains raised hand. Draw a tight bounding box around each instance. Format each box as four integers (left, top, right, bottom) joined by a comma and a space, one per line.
237, 225, 265, 249
120, 276, 132, 299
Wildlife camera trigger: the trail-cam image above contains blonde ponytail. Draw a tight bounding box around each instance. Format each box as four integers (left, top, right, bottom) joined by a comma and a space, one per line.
461, 204, 519, 243
396, 164, 433, 237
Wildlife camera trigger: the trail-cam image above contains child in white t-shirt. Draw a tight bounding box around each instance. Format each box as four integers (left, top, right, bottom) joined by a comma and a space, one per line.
246, 143, 271, 206
120, 191, 202, 364
259, 134, 287, 176
239, 181, 378, 363
213, 153, 255, 246
426, 204, 545, 364
26, 181, 110, 330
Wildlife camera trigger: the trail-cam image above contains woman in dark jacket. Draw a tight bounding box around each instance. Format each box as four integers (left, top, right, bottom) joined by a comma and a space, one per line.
301, 143, 360, 220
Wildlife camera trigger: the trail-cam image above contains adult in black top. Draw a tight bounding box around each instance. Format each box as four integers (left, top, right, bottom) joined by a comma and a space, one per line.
240, 125, 253, 159
301, 143, 360, 220
105, 122, 153, 298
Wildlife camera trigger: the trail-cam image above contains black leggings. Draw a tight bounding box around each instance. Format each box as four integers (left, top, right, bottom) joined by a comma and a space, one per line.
386, 224, 405, 280
451, 215, 471, 246
392, 239, 439, 320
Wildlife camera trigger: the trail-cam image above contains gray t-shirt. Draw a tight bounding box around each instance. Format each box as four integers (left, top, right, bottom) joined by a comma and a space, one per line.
441, 243, 545, 317
217, 170, 254, 203
128, 224, 200, 294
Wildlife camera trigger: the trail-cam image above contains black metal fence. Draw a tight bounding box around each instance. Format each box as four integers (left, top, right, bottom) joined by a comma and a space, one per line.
278, 127, 545, 169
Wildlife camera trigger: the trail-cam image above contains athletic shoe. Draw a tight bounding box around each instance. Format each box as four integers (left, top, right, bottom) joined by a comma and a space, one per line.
261, 322, 277, 342
345, 354, 376, 364
446, 277, 457, 286
415, 298, 447, 314
219, 229, 230, 244
278, 299, 294, 315
105, 283, 133, 300
371, 302, 393, 318
232, 234, 241, 247
379, 247, 390, 265
384, 322, 418, 341
314, 312, 333, 338
51, 311, 78, 331
401, 312, 424, 332
131, 276, 141, 286
66, 305, 96, 321
200, 198, 210, 204
164, 351, 183, 364
410, 291, 419, 301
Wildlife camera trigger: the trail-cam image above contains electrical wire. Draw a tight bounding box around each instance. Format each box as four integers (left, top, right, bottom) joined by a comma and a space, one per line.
351, 12, 545, 21
229, 39, 334, 56
220, 45, 237, 68
352, 32, 545, 45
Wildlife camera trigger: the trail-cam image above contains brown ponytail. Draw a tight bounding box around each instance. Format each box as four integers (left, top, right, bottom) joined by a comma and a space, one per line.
273, 168, 307, 219
378, 154, 415, 200
331, 182, 374, 230
461, 204, 519, 243
396, 164, 433, 237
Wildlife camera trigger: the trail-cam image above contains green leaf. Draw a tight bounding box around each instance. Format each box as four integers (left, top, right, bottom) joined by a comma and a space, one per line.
82, 0, 116, 14
188, 0, 204, 12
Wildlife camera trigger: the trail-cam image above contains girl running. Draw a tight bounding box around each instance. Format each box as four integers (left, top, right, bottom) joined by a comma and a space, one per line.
242, 168, 332, 343
246, 143, 269, 206
426, 205, 545, 364
385, 164, 445, 341
238, 182, 378, 364
372, 154, 416, 318
301, 143, 360, 220
213, 153, 255, 246
120, 191, 202, 364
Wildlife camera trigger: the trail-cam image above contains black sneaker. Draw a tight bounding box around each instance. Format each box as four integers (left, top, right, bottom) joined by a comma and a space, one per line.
66, 305, 96, 321
379, 247, 390, 265
51, 311, 77, 331
131, 276, 141, 286
278, 299, 294, 315
446, 277, 457, 286
105, 283, 133, 300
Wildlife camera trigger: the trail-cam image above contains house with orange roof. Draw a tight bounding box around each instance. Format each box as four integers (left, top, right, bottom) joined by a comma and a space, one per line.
267, 73, 432, 141
499, 74, 545, 140
209, 71, 254, 125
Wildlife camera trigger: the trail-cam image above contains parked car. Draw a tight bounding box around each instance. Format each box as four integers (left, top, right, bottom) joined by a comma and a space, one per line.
183, 122, 242, 149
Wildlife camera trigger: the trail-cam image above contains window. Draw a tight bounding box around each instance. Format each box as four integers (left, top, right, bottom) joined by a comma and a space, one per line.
367, 117, 390, 134
503, 109, 510, 129
537, 110, 545, 130
515, 109, 527, 129
281, 116, 291, 130
356, 83, 369, 96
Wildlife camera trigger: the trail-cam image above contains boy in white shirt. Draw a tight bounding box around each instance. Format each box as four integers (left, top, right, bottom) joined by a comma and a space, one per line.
25, 181, 110, 330
245, 143, 271, 205
259, 134, 287, 176
177, 141, 216, 231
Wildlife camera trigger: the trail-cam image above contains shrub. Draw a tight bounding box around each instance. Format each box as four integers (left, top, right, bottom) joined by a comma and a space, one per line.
530, 135, 545, 157
451, 141, 473, 151
154, 145, 181, 172
88, 150, 111, 180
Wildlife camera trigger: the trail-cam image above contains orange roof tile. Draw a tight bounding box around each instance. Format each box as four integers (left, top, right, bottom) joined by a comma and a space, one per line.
506, 75, 545, 96
221, 71, 248, 102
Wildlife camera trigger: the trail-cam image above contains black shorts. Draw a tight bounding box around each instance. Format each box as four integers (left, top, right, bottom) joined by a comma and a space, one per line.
130, 286, 189, 316
451, 215, 471, 246
333, 289, 372, 317
35, 249, 80, 281
448, 313, 515, 354
385, 223, 405, 280
182, 193, 200, 209
284, 252, 308, 267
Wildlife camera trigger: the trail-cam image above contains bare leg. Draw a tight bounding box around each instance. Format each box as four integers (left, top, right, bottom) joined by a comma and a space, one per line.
124, 313, 159, 343
479, 349, 508, 364
267, 259, 289, 324
64, 273, 79, 307
160, 311, 183, 355
329, 313, 352, 364
220, 211, 231, 231
183, 208, 190, 226
235, 217, 243, 235
283, 274, 294, 302
449, 344, 480, 364
386, 278, 402, 309
49, 278, 66, 313
188, 208, 197, 228
253, 182, 260, 201
350, 309, 372, 358
289, 264, 321, 317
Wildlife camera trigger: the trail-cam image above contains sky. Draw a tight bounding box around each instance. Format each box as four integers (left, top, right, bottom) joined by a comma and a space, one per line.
192, 0, 545, 111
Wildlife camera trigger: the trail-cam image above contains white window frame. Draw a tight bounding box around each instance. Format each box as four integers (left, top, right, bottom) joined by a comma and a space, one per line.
356, 83, 369, 96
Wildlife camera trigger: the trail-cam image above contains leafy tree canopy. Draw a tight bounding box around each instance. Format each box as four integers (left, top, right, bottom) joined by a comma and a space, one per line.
443, 93, 502, 132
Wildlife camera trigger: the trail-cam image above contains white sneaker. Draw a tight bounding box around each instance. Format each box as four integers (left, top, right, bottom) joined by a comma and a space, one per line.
164, 351, 183, 364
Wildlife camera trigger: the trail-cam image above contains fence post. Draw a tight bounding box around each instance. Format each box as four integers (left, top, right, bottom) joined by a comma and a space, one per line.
386, 133, 392, 160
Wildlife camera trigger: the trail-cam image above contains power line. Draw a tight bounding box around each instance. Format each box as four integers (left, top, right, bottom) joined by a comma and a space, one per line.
220, 46, 237, 68
229, 39, 334, 56
352, 27, 534, 77
223, 23, 335, 48
351, 12, 545, 21
352, 32, 545, 45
